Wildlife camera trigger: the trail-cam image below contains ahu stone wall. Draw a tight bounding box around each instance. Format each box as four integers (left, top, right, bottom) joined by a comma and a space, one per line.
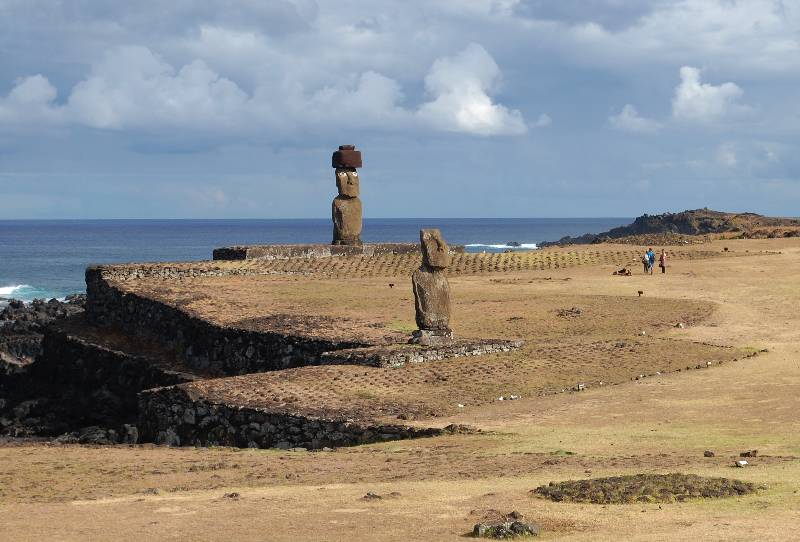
17, 320, 195, 430
85, 267, 369, 376
139, 385, 447, 450
212, 243, 464, 261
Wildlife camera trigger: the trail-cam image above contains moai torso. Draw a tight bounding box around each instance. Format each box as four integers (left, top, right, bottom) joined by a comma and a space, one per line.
411, 229, 453, 345
331, 145, 363, 246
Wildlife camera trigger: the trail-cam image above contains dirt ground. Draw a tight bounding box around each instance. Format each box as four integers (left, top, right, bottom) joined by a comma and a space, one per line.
2, 238, 799, 541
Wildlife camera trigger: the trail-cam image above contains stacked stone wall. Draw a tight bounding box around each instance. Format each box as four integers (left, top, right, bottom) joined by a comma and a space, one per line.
18, 323, 194, 429
85, 267, 368, 376
319, 340, 524, 368
212, 243, 464, 261
139, 385, 444, 449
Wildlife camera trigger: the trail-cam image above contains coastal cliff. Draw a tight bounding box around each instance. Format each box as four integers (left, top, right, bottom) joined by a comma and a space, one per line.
540, 209, 800, 246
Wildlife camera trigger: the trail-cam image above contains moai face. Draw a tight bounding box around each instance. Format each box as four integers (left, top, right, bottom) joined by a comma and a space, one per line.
335, 168, 360, 198
420, 229, 450, 269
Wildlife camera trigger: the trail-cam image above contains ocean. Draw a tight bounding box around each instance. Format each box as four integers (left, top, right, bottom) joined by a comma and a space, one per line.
0, 218, 629, 303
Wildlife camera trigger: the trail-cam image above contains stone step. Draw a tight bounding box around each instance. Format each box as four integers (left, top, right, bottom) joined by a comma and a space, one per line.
318, 339, 524, 368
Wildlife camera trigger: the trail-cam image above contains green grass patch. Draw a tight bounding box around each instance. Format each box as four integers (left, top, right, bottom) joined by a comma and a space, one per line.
387, 320, 417, 333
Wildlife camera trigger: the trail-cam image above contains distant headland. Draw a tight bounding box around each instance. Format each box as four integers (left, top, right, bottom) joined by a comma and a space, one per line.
540, 208, 800, 247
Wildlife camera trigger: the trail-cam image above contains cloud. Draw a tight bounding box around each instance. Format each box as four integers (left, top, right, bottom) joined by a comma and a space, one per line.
609, 104, 661, 133
0, 74, 62, 123
0, 42, 528, 140
1, 1, 799, 219
536, 0, 800, 74
672, 66, 749, 122
416, 43, 527, 135
297, 71, 409, 128
66, 46, 251, 131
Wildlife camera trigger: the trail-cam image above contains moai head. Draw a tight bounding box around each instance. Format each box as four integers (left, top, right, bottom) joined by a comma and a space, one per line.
420, 229, 450, 269
335, 168, 360, 198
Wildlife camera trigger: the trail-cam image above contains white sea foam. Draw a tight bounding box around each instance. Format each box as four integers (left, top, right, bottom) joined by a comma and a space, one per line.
465, 243, 538, 249
0, 284, 61, 303
0, 284, 31, 296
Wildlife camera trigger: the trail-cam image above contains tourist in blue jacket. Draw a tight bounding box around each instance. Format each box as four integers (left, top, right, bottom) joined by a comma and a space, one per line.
647, 248, 656, 275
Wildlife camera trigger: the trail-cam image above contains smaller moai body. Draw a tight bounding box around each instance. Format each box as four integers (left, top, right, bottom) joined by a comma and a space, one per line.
331, 145, 363, 245
411, 229, 453, 345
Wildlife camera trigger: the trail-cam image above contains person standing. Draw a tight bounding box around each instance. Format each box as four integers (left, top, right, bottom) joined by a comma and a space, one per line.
659, 249, 667, 274
647, 247, 656, 275
642, 251, 650, 274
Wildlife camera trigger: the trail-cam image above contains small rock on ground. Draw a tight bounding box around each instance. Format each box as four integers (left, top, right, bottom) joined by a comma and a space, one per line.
472, 511, 540, 539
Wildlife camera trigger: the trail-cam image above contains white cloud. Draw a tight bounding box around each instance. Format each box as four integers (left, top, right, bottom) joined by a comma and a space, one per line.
544, 0, 800, 73
672, 66, 748, 122
297, 71, 409, 128
609, 104, 661, 133
66, 46, 251, 131
0, 42, 528, 139
416, 43, 527, 135
0, 74, 62, 123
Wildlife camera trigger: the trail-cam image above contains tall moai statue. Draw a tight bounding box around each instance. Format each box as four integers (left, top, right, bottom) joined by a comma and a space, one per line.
331, 144, 363, 245
411, 229, 454, 345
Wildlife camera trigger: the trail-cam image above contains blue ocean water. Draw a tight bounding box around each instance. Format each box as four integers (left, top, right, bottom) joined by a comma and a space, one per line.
0, 218, 629, 302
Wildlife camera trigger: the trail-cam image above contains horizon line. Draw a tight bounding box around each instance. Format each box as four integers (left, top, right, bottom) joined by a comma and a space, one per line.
0, 216, 637, 222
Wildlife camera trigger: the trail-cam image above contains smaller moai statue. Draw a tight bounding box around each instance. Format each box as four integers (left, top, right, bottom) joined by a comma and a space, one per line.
411, 229, 453, 345
331, 144, 363, 245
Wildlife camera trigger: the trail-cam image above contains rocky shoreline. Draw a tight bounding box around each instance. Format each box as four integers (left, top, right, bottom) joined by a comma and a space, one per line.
0, 295, 127, 443
1, 295, 85, 367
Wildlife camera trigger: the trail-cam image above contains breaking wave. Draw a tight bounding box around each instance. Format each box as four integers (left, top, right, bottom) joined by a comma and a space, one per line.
0, 284, 62, 302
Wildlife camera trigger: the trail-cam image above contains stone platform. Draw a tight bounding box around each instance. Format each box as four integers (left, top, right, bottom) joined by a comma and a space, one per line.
319, 339, 524, 368
7, 243, 754, 448
84, 257, 522, 378
212, 242, 464, 261
44, 247, 521, 448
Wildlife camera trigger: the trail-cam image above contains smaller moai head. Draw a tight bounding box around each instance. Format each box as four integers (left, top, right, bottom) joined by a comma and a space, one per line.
335, 168, 360, 198
332, 144, 362, 168
420, 229, 450, 269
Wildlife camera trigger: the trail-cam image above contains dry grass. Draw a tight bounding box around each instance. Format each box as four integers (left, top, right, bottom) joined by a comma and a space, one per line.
115, 249, 746, 422
2, 238, 800, 541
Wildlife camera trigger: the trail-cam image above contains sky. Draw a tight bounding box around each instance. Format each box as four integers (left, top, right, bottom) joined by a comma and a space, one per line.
0, 0, 798, 219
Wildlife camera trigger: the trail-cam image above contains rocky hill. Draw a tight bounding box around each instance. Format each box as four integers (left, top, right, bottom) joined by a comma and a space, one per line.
541, 209, 800, 246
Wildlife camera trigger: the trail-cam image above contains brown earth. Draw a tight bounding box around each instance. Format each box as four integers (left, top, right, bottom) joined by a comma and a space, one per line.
2, 238, 799, 541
